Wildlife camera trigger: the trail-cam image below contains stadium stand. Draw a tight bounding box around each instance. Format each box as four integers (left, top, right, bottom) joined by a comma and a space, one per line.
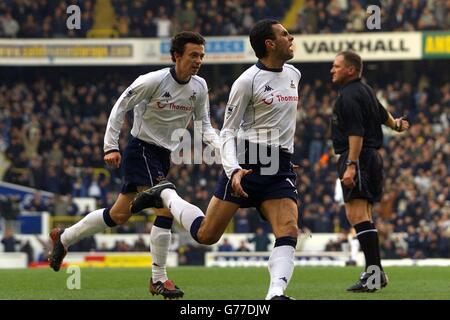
0, 0, 448, 38
1, 60, 449, 260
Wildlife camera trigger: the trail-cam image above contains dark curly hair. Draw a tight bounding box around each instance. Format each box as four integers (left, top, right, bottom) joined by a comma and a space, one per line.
249, 19, 279, 59
170, 31, 205, 62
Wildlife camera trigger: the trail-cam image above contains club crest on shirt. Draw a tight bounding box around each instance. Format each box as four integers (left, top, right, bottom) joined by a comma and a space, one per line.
290, 80, 296, 89
189, 90, 197, 101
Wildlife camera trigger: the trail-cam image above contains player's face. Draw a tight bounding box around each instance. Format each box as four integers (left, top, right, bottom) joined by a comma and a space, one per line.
176, 43, 205, 76
270, 24, 294, 61
331, 55, 353, 85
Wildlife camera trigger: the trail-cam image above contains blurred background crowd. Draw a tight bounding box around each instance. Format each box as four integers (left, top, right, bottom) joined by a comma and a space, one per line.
1, 61, 449, 261
0, 0, 448, 38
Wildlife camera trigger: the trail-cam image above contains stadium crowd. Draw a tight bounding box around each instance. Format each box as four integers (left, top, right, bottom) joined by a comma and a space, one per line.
0, 0, 448, 38
1, 60, 449, 259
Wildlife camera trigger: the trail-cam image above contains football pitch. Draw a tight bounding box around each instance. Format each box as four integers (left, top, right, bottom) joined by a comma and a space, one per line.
0, 266, 448, 300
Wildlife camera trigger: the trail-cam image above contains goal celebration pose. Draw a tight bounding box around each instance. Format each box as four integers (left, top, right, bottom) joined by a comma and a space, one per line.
132, 19, 302, 300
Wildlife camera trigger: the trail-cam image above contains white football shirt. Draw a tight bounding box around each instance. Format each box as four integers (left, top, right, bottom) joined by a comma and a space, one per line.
221, 62, 301, 178
104, 67, 219, 153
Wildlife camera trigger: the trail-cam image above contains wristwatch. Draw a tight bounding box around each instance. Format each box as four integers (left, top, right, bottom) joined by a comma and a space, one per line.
345, 159, 358, 167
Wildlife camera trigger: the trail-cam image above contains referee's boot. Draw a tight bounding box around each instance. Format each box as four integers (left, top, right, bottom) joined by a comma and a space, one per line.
130, 180, 176, 213
48, 228, 67, 272
347, 270, 388, 293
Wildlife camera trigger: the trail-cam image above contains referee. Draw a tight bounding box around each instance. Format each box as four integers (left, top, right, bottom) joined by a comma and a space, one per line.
330, 51, 409, 292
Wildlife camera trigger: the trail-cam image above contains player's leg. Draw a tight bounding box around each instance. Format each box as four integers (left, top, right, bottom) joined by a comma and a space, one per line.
194, 196, 240, 244
259, 198, 298, 300
345, 199, 387, 292
150, 208, 172, 284
148, 207, 183, 299
49, 192, 136, 271
150, 186, 239, 244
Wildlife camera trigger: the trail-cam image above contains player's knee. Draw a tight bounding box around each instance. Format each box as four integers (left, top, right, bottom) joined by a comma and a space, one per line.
279, 224, 299, 238
110, 212, 131, 225
197, 229, 220, 245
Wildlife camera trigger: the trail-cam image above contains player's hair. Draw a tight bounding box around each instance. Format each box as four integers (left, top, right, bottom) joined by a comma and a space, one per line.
170, 31, 205, 62
249, 19, 279, 59
337, 51, 363, 76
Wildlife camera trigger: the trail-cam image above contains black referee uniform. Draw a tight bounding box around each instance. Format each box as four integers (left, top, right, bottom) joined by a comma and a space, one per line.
331, 78, 388, 203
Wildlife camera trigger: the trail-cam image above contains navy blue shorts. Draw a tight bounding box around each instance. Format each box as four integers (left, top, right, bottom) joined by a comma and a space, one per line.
214, 143, 299, 212
337, 148, 383, 204
120, 137, 171, 194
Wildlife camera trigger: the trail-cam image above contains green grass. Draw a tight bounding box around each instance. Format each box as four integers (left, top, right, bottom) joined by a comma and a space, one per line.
0, 267, 449, 300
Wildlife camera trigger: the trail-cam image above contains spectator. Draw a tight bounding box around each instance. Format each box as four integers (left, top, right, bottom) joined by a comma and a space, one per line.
133, 236, 149, 251
248, 227, 272, 252
1, 229, 20, 252
0, 10, 19, 37
218, 238, 234, 252
0, 195, 20, 226
20, 240, 34, 265
234, 210, 251, 233
66, 195, 80, 216
236, 240, 251, 252
23, 191, 49, 212
70, 236, 97, 252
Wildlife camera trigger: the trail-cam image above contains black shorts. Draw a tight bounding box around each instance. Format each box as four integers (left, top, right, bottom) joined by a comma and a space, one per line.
337, 148, 383, 204
120, 137, 171, 194
214, 142, 299, 213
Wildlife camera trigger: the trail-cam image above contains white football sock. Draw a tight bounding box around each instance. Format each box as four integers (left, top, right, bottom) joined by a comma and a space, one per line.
265, 245, 295, 300
160, 189, 204, 231
150, 225, 171, 283
61, 208, 109, 248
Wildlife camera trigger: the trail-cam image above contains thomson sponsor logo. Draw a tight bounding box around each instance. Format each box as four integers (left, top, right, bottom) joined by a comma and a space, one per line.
275, 95, 298, 102
156, 102, 193, 112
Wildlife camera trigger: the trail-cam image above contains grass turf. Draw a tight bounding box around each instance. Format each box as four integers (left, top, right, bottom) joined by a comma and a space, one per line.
0, 266, 448, 300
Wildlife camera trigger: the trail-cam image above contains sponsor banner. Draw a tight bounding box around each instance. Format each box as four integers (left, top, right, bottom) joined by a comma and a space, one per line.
157, 36, 254, 64
0, 39, 136, 65
0, 38, 253, 65
205, 251, 361, 267
294, 32, 422, 61
54, 252, 179, 268
0, 33, 423, 65
422, 31, 450, 59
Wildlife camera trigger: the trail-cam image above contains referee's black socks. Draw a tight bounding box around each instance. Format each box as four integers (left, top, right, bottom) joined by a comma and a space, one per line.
354, 221, 383, 272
